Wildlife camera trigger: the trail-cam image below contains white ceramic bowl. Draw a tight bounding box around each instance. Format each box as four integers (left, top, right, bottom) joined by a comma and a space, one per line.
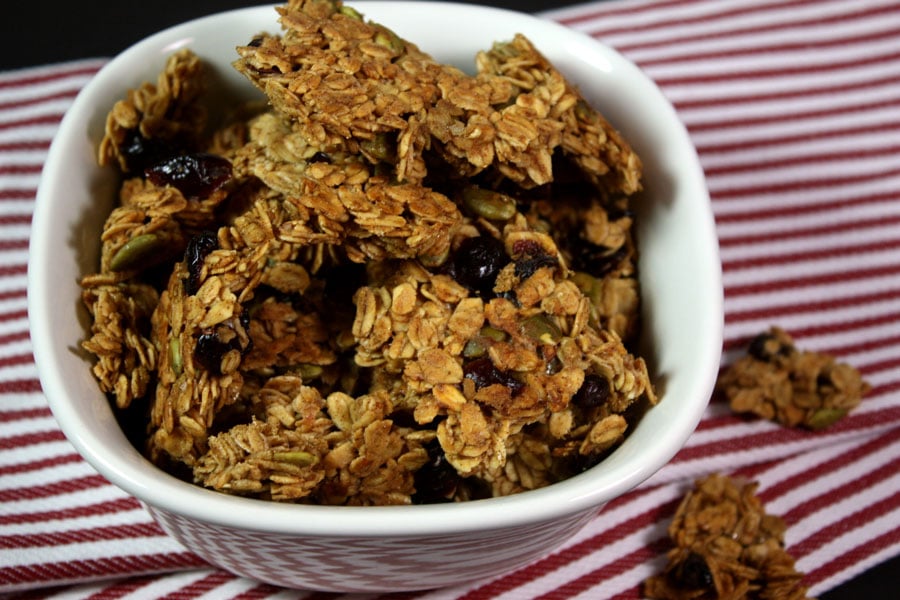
29, 1, 722, 592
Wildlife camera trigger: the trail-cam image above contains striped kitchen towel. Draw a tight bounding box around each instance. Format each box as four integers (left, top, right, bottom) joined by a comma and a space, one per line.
2, 0, 898, 597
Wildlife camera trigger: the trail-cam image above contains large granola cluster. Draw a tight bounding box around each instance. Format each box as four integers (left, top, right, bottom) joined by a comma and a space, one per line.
80, 0, 654, 505
644, 474, 812, 600
718, 327, 869, 430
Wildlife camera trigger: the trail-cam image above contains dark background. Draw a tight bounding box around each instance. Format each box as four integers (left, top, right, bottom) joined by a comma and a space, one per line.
5, 1, 896, 598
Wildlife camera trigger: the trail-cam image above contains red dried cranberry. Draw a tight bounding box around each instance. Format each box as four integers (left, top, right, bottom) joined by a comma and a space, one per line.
184, 231, 218, 295
193, 313, 250, 375
452, 236, 507, 296
672, 552, 714, 589
309, 151, 332, 163
412, 439, 459, 504
463, 357, 525, 396
145, 153, 232, 199
119, 129, 174, 175
570, 240, 627, 278
572, 374, 610, 410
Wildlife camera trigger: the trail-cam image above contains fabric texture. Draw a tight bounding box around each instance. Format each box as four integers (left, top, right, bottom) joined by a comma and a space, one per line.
2, 0, 898, 597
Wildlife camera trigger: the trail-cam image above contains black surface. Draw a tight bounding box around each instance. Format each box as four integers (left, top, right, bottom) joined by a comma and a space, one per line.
7, 1, 898, 597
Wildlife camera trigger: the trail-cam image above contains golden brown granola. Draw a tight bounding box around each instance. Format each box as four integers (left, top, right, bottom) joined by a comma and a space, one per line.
80, 0, 654, 505
645, 474, 812, 600
718, 327, 869, 430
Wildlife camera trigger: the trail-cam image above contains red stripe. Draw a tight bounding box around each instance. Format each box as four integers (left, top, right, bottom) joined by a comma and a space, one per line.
0, 289, 27, 301
0, 451, 81, 476
610, 3, 900, 54
0, 522, 166, 550
0, 216, 31, 226
637, 22, 900, 68
0, 140, 50, 152
0, 330, 31, 347
710, 165, 900, 201
0, 474, 108, 502
687, 98, 900, 136
725, 288, 900, 324
718, 214, 900, 247
0, 429, 66, 450
170, 570, 236, 599
0, 164, 42, 176
722, 238, 900, 272
0, 65, 101, 90
654, 48, 900, 87
724, 264, 900, 297
0, 89, 80, 112
232, 583, 285, 600
84, 575, 159, 600
804, 524, 900, 588
0, 238, 29, 251
0, 113, 64, 131
0, 378, 41, 393
0, 406, 51, 423
0, 188, 36, 200
713, 190, 897, 224
554, 0, 697, 25
785, 465, 900, 529
696, 120, 900, 155
0, 308, 28, 323
674, 72, 900, 111
0, 352, 36, 369
0, 497, 141, 526
0, 552, 206, 587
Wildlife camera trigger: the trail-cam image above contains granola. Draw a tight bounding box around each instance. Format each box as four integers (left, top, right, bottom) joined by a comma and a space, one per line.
718, 327, 869, 430
644, 474, 812, 600
80, 0, 655, 505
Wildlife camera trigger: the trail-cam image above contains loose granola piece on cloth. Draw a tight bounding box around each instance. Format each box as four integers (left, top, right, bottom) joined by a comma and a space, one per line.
718, 327, 869, 430
644, 474, 812, 600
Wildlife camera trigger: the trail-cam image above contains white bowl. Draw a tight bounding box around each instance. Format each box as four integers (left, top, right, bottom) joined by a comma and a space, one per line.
28, 1, 722, 592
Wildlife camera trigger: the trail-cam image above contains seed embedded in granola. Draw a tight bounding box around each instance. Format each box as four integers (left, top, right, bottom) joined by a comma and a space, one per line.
79, 0, 656, 505
644, 474, 812, 600
717, 327, 869, 430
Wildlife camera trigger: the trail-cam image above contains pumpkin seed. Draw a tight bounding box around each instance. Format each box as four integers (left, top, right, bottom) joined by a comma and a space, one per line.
109, 233, 165, 272
521, 315, 562, 344
462, 187, 517, 221
807, 407, 847, 430
271, 451, 318, 466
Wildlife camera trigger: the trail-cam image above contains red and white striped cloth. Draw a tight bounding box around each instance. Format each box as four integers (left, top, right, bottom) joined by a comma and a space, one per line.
2, 0, 899, 597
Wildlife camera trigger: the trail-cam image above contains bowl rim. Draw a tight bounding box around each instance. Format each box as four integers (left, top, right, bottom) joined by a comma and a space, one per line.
28, 1, 723, 538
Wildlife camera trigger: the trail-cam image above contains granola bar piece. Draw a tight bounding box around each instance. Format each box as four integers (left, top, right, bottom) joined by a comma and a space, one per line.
475, 33, 642, 196
718, 327, 869, 430
644, 474, 811, 600
99, 48, 208, 173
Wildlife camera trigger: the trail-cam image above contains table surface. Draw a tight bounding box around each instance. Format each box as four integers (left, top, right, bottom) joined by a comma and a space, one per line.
4, 1, 898, 598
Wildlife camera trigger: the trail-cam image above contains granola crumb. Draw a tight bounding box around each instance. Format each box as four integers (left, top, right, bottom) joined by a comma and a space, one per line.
644, 474, 813, 600
718, 327, 870, 430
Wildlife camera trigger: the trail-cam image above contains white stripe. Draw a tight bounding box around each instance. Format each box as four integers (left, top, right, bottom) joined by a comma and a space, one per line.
0, 125, 59, 144
0, 414, 56, 442
0, 534, 188, 569
0, 335, 31, 359
0, 98, 75, 126
0, 172, 42, 189
117, 570, 218, 600
0, 200, 36, 217
0, 452, 97, 490
0, 391, 46, 414
0, 506, 152, 537
0, 73, 93, 105
722, 246, 900, 287
0, 482, 125, 517
0, 361, 39, 381
0, 440, 75, 471
718, 224, 900, 263
809, 534, 900, 597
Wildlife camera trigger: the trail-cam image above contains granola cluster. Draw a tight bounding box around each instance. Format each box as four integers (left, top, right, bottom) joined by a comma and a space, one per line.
80, 0, 655, 505
644, 474, 812, 600
718, 327, 869, 430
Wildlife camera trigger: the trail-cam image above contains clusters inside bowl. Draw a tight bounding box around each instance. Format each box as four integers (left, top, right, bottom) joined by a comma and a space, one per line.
79, 0, 656, 505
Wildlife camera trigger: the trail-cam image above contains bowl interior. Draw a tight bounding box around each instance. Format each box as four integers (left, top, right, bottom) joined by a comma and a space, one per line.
28, 1, 722, 536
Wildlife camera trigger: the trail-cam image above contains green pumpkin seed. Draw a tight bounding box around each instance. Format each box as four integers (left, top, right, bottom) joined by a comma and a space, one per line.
521, 315, 562, 344
109, 233, 165, 272
360, 133, 397, 163
297, 363, 324, 381
169, 338, 183, 376
462, 187, 517, 221
807, 407, 847, 430
338, 5, 363, 20
374, 29, 404, 53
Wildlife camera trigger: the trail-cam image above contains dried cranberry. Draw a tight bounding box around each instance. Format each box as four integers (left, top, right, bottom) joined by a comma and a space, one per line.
119, 129, 173, 175
452, 236, 507, 296
747, 332, 791, 362
463, 357, 525, 396
510, 239, 557, 281
145, 153, 232, 199
570, 240, 627, 278
193, 314, 250, 375
572, 374, 610, 410
309, 151, 332, 163
672, 552, 713, 589
412, 439, 459, 504
184, 231, 218, 295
